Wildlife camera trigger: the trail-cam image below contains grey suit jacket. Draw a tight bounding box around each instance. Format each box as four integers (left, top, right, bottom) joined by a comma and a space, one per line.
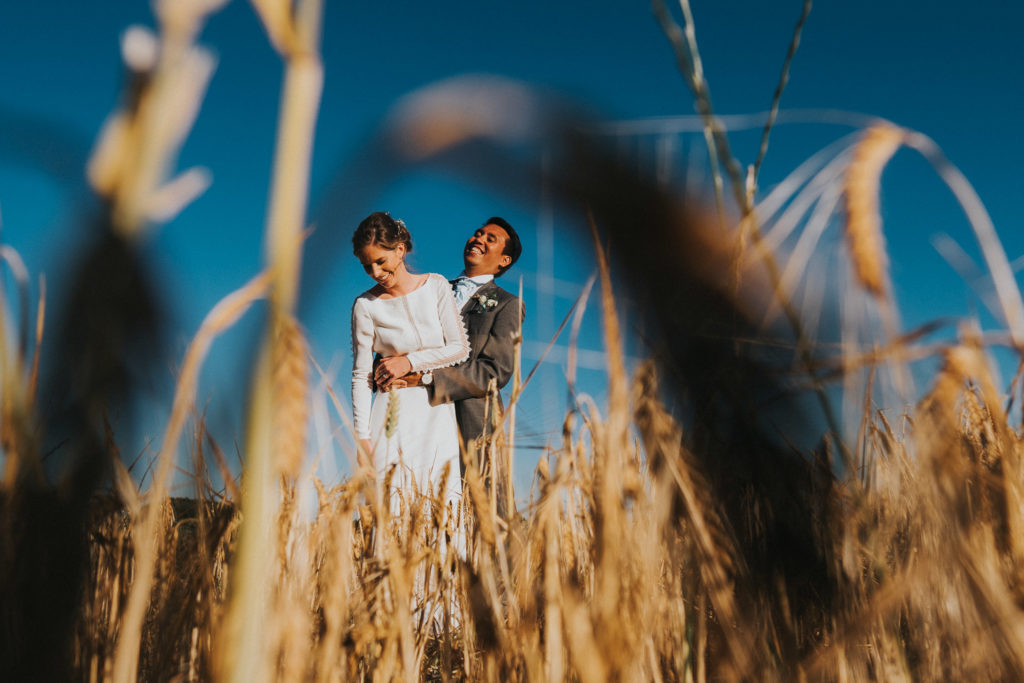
426, 280, 523, 515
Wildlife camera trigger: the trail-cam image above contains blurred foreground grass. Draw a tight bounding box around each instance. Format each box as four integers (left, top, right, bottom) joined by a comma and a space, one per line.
4, 0, 1024, 681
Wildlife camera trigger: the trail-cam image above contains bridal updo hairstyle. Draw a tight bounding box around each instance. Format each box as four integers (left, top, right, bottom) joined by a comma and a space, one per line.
352, 211, 413, 255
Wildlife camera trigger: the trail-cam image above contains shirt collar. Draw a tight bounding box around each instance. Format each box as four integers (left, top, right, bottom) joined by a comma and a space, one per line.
457, 271, 495, 286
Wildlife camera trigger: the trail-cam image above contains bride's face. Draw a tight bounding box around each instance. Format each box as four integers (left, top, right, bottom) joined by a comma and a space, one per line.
357, 242, 406, 290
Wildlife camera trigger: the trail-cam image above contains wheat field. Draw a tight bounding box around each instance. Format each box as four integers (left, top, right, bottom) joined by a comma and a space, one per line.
3, 0, 1024, 681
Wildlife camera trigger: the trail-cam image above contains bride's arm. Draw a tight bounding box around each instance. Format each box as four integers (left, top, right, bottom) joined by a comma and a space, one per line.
405, 275, 470, 373
350, 298, 375, 443
428, 292, 522, 404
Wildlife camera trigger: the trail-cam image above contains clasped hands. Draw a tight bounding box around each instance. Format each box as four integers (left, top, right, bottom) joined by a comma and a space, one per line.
372, 355, 421, 391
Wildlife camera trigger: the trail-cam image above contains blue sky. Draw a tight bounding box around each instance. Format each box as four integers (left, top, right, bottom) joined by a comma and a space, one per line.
1, 1, 1022, 490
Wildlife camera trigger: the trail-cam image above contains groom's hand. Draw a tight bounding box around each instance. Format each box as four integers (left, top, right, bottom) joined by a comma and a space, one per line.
397, 372, 423, 388
371, 356, 382, 392
379, 372, 422, 391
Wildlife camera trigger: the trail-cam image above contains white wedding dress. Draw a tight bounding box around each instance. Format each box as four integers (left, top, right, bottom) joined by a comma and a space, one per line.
351, 273, 469, 509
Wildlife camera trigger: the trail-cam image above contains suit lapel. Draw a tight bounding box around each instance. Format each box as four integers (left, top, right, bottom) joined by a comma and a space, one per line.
459, 280, 497, 315
461, 282, 498, 359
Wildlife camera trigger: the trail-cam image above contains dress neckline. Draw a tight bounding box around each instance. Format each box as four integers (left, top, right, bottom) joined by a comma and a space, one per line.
372, 273, 432, 301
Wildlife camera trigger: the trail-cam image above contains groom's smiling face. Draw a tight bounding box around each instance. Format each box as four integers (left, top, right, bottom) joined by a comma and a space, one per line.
463, 224, 512, 276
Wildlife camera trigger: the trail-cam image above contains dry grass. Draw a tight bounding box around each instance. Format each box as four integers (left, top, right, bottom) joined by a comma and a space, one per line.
4, 2, 1024, 682
37, 313, 1024, 681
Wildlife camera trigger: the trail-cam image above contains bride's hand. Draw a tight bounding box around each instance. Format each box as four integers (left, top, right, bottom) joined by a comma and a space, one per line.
374, 356, 412, 385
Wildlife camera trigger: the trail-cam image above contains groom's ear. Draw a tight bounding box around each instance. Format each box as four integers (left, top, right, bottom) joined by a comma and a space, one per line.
499, 253, 512, 270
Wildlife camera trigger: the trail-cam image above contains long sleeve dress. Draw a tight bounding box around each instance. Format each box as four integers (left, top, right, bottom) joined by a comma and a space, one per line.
351, 273, 470, 508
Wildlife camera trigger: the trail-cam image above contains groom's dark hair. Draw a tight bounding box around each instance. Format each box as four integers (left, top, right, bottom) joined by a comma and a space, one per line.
484, 216, 521, 276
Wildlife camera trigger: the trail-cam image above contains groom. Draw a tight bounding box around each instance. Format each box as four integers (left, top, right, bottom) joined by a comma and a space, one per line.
392, 217, 523, 518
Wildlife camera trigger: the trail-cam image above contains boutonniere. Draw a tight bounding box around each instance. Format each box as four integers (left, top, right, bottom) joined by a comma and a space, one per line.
472, 293, 498, 313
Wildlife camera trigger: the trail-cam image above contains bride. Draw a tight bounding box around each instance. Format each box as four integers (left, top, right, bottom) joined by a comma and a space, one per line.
350, 211, 469, 510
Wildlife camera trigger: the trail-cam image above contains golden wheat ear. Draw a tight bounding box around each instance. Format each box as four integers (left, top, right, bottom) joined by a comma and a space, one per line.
843, 124, 904, 300
271, 313, 309, 480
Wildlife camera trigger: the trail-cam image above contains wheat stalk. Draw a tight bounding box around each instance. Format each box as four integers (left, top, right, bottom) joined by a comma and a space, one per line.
111, 272, 268, 683
88, 1, 222, 239
219, 1, 323, 678
0, 243, 39, 481
843, 124, 904, 299
271, 314, 309, 480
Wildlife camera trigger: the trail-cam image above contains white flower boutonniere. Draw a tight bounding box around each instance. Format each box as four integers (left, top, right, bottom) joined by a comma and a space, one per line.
472, 293, 499, 313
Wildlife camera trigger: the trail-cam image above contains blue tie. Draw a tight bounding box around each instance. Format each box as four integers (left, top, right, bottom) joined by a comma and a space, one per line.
453, 277, 474, 309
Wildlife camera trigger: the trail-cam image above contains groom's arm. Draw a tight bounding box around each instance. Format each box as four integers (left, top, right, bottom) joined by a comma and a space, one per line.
426, 296, 524, 405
